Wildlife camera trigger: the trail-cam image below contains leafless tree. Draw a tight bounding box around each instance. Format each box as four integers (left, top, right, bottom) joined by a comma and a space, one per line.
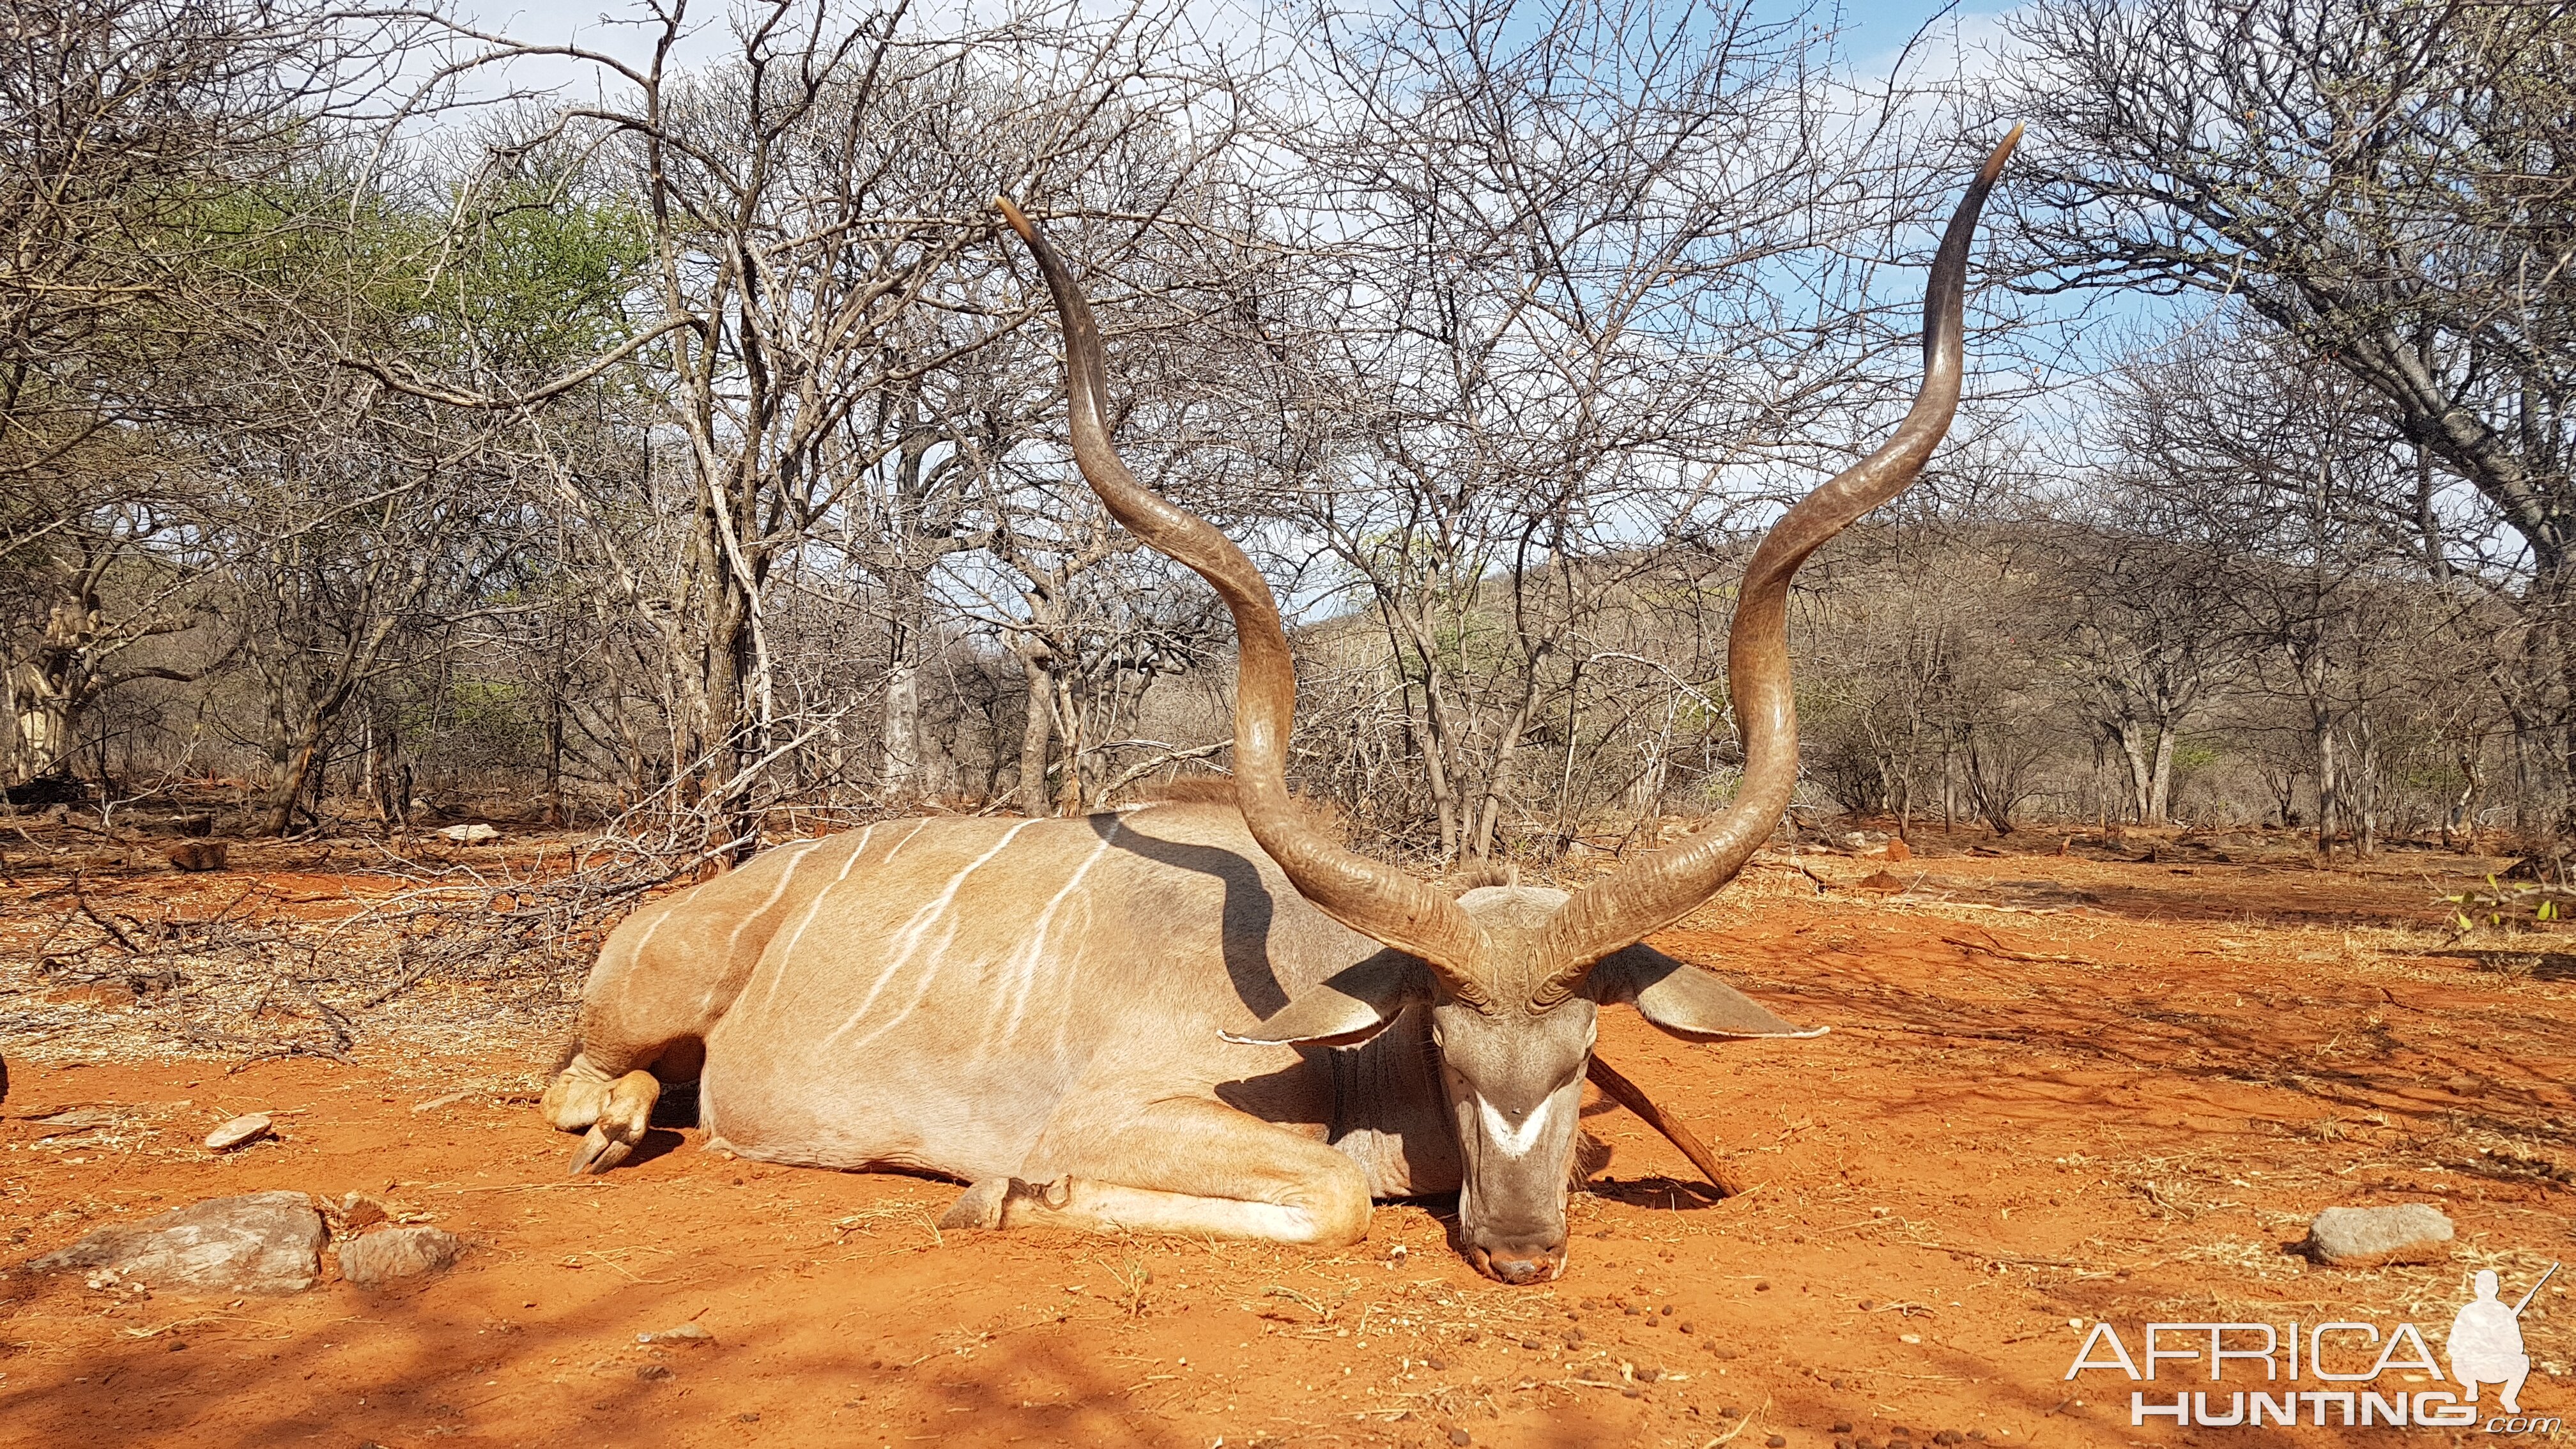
0, 0, 418, 783
1243, 0, 1948, 864
1992, 0, 2576, 826
357, 0, 1262, 852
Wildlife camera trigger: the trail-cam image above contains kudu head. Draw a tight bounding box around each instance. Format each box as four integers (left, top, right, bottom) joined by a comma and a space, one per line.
998, 126, 2019, 1285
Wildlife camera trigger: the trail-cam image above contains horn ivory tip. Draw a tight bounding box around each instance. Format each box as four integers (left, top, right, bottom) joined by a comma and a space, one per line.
1980, 125, 2025, 183
995, 195, 1035, 241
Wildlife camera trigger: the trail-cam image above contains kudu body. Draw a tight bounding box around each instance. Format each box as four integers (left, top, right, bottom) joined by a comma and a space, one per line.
543, 132, 2021, 1284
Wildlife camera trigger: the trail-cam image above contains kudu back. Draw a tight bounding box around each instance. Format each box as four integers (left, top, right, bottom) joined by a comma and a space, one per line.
541, 130, 2021, 1284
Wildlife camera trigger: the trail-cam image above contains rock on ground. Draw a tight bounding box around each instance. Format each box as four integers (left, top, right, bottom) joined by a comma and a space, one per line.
203, 1112, 272, 1151
27, 1191, 325, 1294
2305, 1204, 2455, 1266
325, 1192, 389, 1232
164, 840, 227, 871
337, 1225, 463, 1288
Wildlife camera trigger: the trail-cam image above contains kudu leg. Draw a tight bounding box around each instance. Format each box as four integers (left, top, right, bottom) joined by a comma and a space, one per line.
939, 1097, 1370, 1247
540, 1052, 661, 1176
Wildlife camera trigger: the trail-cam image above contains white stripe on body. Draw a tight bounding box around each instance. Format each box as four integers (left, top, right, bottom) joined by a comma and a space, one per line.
981, 816, 1124, 1056
699, 838, 828, 1015
819, 818, 1045, 1051
747, 822, 910, 1018
618, 904, 673, 974
878, 820, 933, 863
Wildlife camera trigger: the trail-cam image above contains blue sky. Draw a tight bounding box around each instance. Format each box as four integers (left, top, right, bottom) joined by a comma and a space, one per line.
454, 1, 2021, 74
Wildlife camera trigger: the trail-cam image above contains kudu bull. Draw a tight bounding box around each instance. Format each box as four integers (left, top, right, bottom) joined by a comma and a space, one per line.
542, 130, 2021, 1284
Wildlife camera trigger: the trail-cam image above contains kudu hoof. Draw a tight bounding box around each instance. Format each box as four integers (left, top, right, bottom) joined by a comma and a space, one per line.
938, 1177, 1015, 1230
568, 1125, 634, 1176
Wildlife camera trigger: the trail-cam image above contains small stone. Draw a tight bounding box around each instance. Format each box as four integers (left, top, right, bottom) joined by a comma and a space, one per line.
1936, 1433, 1966, 1445
410, 1091, 472, 1115
30, 1191, 323, 1294
635, 1363, 672, 1381
330, 1193, 389, 1231
203, 1114, 272, 1151
437, 823, 501, 844
2304, 1204, 2454, 1266
164, 841, 227, 871
1883, 838, 1912, 862
1857, 871, 1906, 892
337, 1226, 462, 1288
1680, 1321, 1695, 1333
1449, 1430, 1474, 1447
1768, 1438, 1788, 1447
735, 1413, 760, 1423
1833, 1423, 1854, 1434
639, 1323, 714, 1347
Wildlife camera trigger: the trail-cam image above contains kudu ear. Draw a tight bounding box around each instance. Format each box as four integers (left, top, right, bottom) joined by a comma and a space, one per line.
1222, 954, 1430, 1048
1586, 944, 1827, 1042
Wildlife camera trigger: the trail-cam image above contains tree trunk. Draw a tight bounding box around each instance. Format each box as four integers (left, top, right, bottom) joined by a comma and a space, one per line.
259, 719, 325, 836
2148, 724, 2179, 824
1052, 673, 1084, 816
1016, 648, 1054, 817
695, 544, 756, 848
1966, 733, 2014, 836
2116, 721, 2154, 824
1895, 756, 1915, 843
2450, 742, 2482, 853
1467, 687, 1539, 859
1415, 668, 1462, 862
6, 662, 71, 782
8, 598, 94, 781
2315, 722, 2338, 861
2354, 719, 2380, 859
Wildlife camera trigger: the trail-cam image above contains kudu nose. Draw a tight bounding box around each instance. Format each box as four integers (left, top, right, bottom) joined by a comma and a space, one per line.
1475, 1241, 1565, 1285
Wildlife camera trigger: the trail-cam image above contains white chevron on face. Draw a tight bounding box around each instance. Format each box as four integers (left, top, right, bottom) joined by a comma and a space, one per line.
1475, 1092, 1554, 1158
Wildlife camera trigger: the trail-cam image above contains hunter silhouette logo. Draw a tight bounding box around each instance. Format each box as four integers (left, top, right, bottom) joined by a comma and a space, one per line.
2453, 1266, 2554, 1415
2063, 1262, 2559, 1431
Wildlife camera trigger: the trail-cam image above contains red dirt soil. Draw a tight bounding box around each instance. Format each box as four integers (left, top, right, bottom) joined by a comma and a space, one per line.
4, 831, 2572, 1448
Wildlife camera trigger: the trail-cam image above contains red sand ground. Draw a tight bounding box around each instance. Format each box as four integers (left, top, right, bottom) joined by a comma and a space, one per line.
3, 831, 2572, 1448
